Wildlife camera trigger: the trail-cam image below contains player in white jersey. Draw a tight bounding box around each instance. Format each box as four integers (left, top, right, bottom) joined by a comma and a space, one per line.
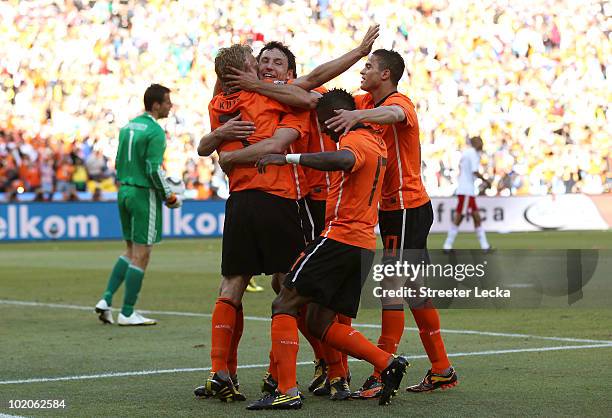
443, 136, 491, 251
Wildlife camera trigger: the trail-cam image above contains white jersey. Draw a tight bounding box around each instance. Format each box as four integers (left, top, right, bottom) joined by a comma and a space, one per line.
456, 147, 481, 196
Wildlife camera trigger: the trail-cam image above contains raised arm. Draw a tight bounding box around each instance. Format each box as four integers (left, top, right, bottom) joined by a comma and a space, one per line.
223, 24, 379, 107
257, 150, 356, 173
325, 105, 407, 135
292, 24, 379, 91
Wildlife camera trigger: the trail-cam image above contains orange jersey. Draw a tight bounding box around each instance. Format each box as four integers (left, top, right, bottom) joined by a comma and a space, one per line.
286, 108, 311, 200
55, 163, 74, 182
209, 91, 304, 199
323, 128, 387, 250
283, 78, 310, 199
355, 92, 429, 211
304, 86, 337, 201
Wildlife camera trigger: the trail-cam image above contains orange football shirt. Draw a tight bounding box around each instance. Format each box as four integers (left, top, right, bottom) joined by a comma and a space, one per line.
285, 108, 311, 200
323, 128, 387, 250
209, 91, 304, 200
354, 92, 430, 211
304, 86, 337, 201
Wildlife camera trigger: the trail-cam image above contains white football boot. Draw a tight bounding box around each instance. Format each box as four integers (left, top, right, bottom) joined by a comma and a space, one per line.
117, 311, 157, 326
95, 299, 114, 324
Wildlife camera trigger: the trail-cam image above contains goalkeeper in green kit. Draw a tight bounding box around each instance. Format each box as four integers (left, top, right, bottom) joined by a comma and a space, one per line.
95, 84, 181, 326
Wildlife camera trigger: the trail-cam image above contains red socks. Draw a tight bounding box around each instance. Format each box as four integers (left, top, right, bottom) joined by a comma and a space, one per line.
271, 314, 299, 394
323, 322, 390, 372
411, 307, 451, 373
210, 297, 237, 373
227, 304, 243, 376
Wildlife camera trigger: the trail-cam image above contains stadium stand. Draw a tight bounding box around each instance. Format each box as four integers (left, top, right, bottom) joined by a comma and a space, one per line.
0, 0, 610, 200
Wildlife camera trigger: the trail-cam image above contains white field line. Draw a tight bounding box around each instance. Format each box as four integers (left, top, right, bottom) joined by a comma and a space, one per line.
1, 343, 612, 386
1, 299, 611, 345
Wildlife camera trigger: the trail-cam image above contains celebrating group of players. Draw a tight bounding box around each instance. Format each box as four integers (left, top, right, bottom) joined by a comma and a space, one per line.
95, 24, 458, 410
194, 25, 457, 410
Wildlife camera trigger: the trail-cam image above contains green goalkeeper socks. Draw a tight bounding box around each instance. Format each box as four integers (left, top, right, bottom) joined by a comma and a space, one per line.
102, 256, 130, 306
121, 265, 145, 317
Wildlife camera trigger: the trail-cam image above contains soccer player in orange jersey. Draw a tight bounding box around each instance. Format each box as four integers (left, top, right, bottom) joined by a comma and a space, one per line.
218, 28, 379, 395
224, 39, 456, 396
246, 89, 408, 411
324, 49, 458, 395
194, 44, 307, 402
212, 41, 326, 396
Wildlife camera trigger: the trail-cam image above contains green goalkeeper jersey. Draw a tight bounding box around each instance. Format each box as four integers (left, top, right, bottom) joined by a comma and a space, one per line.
115, 113, 171, 198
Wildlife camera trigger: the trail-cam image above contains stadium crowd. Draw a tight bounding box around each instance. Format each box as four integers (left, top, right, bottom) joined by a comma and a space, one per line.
1, 0, 610, 200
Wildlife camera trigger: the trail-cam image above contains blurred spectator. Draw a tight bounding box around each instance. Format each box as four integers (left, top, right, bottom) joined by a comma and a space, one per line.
193, 180, 213, 200
33, 188, 46, 202
72, 158, 89, 192
5, 184, 19, 202
64, 187, 80, 202
0, 155, 19, 192
19, 155, 41, 192
40, 156, 55, 199
0, 0, 609, 199
55, 156, 74, 194
86, 150, 108, 181
92, 187, 103, 201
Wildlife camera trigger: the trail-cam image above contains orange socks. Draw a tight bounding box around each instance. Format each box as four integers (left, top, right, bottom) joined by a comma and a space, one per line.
373, 309, 405, 376
322, 343, 345, 379
321, 317, 345, 380
227, 304, 243, 376
337, 314, 351, 374
323, 322, 390, 372
378, 309, 405, 354
411, 307, 451, 374
271, 314, 299, 394
297, 304, 324, 360
210, 297, 237, 373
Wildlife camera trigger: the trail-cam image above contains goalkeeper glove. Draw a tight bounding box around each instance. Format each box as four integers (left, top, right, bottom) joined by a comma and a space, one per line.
165, 193, 182, 209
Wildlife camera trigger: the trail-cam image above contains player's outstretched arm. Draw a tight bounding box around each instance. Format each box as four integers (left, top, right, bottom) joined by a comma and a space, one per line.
292, 24, 380, 91
197, 114, 255, 156
223, 24, 379, 108
225, 69, 319, 109
218, 128, 299, 173
325, 106, 406, 134
257, 150, 355, 173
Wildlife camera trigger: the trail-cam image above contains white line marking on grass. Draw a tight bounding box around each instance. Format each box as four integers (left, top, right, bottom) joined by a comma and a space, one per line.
0, 362, 308, 385
350, 322, 612, 344
1, 343, 611, 386
2, 299, 611, 344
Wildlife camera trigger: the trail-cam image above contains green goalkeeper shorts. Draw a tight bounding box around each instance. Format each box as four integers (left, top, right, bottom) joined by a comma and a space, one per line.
118, 185, 163, 245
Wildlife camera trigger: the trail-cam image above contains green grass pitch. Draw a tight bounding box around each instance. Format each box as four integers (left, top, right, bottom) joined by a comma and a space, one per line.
1, 231, 611, 417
